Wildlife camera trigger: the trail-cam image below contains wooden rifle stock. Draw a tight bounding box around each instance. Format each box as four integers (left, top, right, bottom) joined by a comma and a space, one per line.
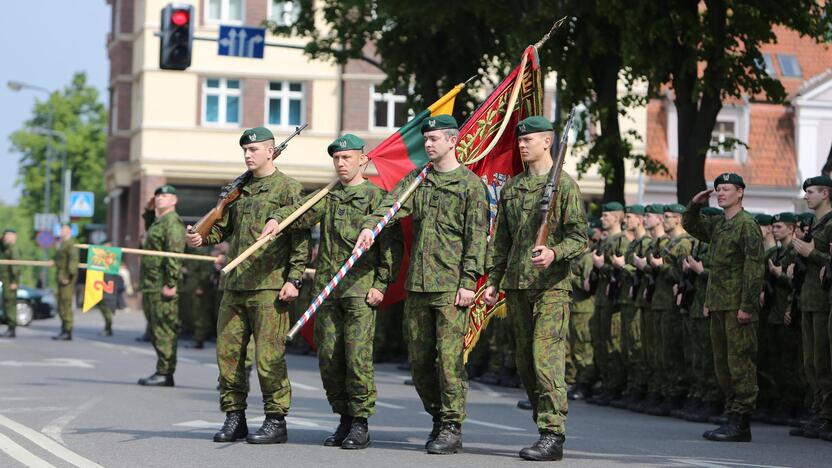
532, 109, 575, 256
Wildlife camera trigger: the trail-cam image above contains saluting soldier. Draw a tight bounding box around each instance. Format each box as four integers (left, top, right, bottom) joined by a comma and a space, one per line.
260, 134, 401, 450
355, 114, 488, 455
138, 184, 186, 387
186, 127, 310, 445
483, 116, 587, 461
685, 173, 764, 442
52, 224, 79, 340
0, 229, 20, 338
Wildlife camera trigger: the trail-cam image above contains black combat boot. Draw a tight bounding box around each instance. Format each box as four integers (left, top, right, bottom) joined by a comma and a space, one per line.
567, 384, 588, 401
341, 417, 370, 450
473, 371, 500, 385
99, 329, 113, 337
519, 432, 565, 461
246, 414, 288, 444
789, 416, 817, 437
630, 392, 660, 413
672, 397, 700, 419
426, 423, 462, 454
137, 373, 174, 387
324, 415, 352, 447
0, 326, 15, 338
213, 410, 248, 442
187, 340, 204, 349
706, 413, 752, 442
808, 419, 832, 439
52, 331, 72, 341
425, 418, 442, 449
687, 401, 722, 423
517, 399, 533, 410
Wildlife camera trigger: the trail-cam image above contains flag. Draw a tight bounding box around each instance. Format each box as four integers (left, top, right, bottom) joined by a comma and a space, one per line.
82, 245, 122, 312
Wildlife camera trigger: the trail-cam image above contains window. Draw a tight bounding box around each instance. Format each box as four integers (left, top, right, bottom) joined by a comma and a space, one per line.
270, 1, 301, 26
709, 120, 737, 159
371, 85, 408, 130
266, 81, 304, 127
755, 54, 776, 77
203, 78, 241, 125
777, 54, 802, 77
205, 0, 243, 24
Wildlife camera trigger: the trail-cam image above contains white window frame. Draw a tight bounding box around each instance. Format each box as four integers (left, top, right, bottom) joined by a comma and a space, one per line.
202, 78, 243, 127
708, 118, 740, 159
267, 0, 301, 27
665, 98, 749, 163
369, 84, 408, 131
204, 0, 244, 25
264, 80, 305, 129
777, 54, 802, 78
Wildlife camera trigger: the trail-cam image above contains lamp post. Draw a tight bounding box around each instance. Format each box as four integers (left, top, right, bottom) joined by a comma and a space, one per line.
30, 128, 69, 224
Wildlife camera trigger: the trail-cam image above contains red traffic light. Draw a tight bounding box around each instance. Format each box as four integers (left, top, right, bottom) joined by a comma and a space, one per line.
171, 9, 189, 26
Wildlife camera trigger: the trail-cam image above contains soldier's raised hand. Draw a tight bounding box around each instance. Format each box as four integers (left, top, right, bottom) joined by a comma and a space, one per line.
691, 189, 714, 205
185, 226, 203, 247
355, 229, 375, 251
258, 218, 280, 241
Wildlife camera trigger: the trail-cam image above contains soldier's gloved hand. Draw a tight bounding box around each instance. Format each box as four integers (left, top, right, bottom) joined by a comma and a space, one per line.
455, 288, 475, 307
532, 246, 556, 270
737, 309, 752, 324
366, 288, 384, 307
691, 189, 714, 205
483, 286, 498, 307
185, 226, 203, 247
279, 281, 299, 302
258, 219, 280, 241
355, 229, 375, 251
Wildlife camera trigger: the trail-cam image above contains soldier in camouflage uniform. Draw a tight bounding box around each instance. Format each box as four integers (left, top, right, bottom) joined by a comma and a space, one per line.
685, 172, 764, 442
182, 248, 216, 349
138, 185, 186, 387
356, 114, 488, 455
0, 229, 20, 338
483, 116, 587, 462
788, 176, 832, 439
588, 202, 630, 405
52, 224, 79, 340
187, 127, 310, 444
262, 134, 401, 450
567, 231, 596, 401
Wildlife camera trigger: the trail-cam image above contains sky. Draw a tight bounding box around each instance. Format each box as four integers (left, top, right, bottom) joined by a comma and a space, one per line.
0, 0, 111, 205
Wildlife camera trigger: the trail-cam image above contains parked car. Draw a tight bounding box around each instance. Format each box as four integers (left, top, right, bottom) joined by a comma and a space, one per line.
0, 282, 56, 327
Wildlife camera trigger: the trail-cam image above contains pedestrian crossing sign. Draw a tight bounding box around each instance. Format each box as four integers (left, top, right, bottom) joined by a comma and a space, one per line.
69, 192, 95, 217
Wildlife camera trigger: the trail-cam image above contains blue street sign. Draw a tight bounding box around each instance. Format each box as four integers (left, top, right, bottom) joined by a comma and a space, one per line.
52, 224, 78, 238
36, 230, 55, 249
218, 25, 265, 59
69, 192, 95, 218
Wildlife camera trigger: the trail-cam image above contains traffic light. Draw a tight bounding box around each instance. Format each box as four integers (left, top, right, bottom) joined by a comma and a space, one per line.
159, 3, 193, 70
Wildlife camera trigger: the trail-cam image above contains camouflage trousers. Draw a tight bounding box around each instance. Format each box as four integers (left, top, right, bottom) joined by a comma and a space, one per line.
506, 289, 569, 435
765, 321, 803, 408
58, 284, 74, 333
689, 317, 720, 403
193, 291, 215, 342
620, 305, 646, 394
659, 308, 687, 398
802, 310, 832, 418
710, 309, 758, 415
594, 305, 624, 393
569, 310, 596, 387
145, 292, 180, 375
99, 304, 114, 332
3, 293, 16, 328
404, 291, 469, 425
217, 289, 291, 414
642, 307, 663, 395
315, 297, 377, 418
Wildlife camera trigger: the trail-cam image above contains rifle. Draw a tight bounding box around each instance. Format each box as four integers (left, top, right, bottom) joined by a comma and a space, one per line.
532, 109, 575, 257
676, 240, 699, 310
188, 124, 308, 238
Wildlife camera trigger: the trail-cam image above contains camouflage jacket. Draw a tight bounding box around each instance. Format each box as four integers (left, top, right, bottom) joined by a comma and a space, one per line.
54, 238, 79, 285
140, 210, 186, 291
638, 235, 669, 307
362, 165, 488, 293
0, 243, 20, 296
764, 242, 796, 324
652, 232, 694, 310
182, 248, 214, 293
569, 249, 595, 313
793, 211, 832, 313
687, 241, 710, 319
205, 170, 310, 292
618, 234, 651, 306
594, 231, 630, 308
683, 204, 764, 315
487, 171, 587, 292
272, 181, 402, 299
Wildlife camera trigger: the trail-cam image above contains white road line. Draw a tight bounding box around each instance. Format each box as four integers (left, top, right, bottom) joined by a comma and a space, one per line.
468, 381, 503, 398
0, 432, 56, 468
41, 398, 102, 445
465, 418, 526, 432
85, 340, 198, 364
376, 401, 406, 410
290, 381, 319, 391
0, 414, 103, 468
174, 417, 334, 432
670, 460, 789, 468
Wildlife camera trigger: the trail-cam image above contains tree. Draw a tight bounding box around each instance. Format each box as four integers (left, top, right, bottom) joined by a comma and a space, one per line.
627, 0, 827, 203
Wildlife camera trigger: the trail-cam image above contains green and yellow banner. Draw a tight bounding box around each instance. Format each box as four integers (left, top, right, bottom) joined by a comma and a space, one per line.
82, 245, 122, 312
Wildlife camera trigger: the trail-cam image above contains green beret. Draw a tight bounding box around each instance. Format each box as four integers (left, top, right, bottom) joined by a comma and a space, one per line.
802, 175, 832, 191
753, 213, 773, 226
589, 217, 602, 230
586, 226, 595, 238
602, 202, 624, 212
3, 228, 16, 234
798, 212, 816, 226
516, 116, 554, 136
327, 134, 366, 156
701, 206, 723, 217
644, 203, 665, 214
664, 203, 686, 214
154, 184, 177, 195
714, 172, 746, 189
421, 114, 458, 133
625, 204, 645, 215
239, 126, 275, 146
772, 212, 796, 224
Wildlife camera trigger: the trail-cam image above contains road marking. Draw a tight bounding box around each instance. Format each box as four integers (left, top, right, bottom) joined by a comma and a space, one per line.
376, 401, 406, 410
0, 432, 56, 468
290, 381, 319, 391
174, 416, 334, 432
85, 340, 198, 363
0, 397, 47, 401
0, 414, 103, 468
41, 397, 102, 445
465, 418, 526, 432
468, 381, 503, 398
670, 460, 789, 468
0, 407, 71, 414
0, 358, 94, 369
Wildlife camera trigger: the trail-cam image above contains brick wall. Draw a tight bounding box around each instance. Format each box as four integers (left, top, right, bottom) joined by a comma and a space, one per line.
243, 78, 267, 127
342, 80, 371, 132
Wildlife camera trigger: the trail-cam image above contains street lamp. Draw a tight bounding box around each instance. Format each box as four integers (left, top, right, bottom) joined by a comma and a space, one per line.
30, 128, 70, 224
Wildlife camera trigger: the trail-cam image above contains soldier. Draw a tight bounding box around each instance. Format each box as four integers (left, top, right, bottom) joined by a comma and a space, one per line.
482, 116, 587, 461
588, 202, 629, 405
788, 176, 832, 439
0, 229, 20, 338
184, 248, 216, 349
260, 134, 400, 449
355, 114, 488, 455
186, 127, 309, 444
684, 172, 764, 442
52, 224, 79, 340
755, 214, 776, 251
138, 185, 186, 387
567, 228, 597, 401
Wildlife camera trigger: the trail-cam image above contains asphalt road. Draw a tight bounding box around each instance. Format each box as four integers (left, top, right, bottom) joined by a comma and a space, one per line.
0, 309, 829, 467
